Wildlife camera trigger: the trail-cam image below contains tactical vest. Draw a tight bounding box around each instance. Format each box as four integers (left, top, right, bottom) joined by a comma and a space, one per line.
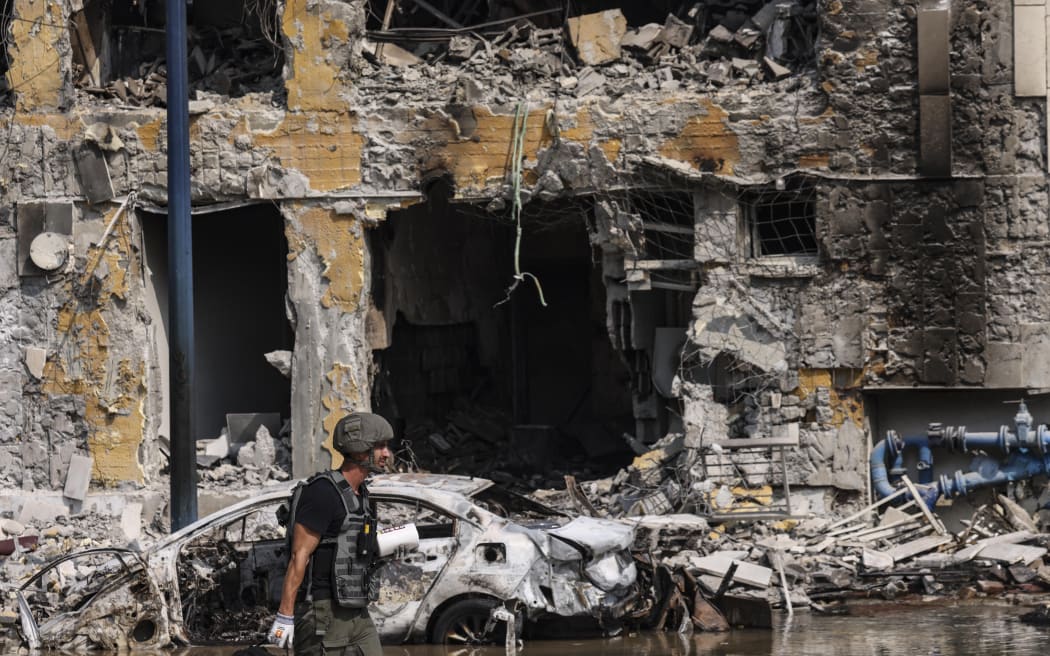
285, 471, 379, 608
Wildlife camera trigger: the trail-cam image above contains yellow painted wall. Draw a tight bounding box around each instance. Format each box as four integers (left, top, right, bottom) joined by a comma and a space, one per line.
42, 207, 146, 484
7, 0, 67, 112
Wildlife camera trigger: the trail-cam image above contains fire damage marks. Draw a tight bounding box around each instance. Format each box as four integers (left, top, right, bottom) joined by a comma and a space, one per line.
12, 476, 648, 649
2, 0, 1050, 648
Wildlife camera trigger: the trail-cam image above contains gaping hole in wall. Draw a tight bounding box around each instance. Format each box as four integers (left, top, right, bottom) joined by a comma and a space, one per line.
742, 182, 817, 257
140, 204, 292, 452
594, 188, 696, 443
371, 190, 638, 489
70, 0, 283, 106
364, 0, 818, 87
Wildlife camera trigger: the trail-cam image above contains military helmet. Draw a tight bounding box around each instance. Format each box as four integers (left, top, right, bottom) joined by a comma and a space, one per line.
333, 412, 393, 455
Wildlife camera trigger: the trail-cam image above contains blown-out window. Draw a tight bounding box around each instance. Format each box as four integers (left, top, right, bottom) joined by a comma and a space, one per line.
742, 184, 816, 257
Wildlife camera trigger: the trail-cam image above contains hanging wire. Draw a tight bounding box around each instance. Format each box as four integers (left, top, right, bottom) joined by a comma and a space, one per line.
495, 101, 548, 308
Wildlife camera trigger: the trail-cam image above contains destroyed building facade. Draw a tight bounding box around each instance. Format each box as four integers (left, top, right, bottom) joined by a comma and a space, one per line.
0, 0, 1047, 533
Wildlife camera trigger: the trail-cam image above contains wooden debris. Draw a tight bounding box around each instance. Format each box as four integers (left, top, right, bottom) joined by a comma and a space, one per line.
901, 475, 947, 535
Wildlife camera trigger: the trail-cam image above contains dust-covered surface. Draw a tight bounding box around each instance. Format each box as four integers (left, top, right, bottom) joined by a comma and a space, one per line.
3, 0, 1050, 648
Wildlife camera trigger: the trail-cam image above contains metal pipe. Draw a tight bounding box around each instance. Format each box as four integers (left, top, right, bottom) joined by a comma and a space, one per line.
166, 0, 197, 530
889, 436, 934, 485
869, 437, 897, 499
938, 452, 1050, 499
871, 401, 1050, 503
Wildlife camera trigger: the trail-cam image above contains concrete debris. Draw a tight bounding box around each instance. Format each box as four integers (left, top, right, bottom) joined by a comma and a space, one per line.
0, 519, 26, 537
62, 454, 94, 502
377, 42, 424, 67
264, 350, 293, 378
236, 425, 277, 470
74, 25, 282, 106
567, 10, 628, 66
23, 347, 46, 380
364, 5, 816, 94
196, 431, 231, 468
620, 24, 662, 50
16, 499, 70, 527
657, 15, 694, 49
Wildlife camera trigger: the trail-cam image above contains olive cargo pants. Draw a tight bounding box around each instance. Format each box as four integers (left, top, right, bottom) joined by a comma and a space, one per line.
294, 600, 382, 656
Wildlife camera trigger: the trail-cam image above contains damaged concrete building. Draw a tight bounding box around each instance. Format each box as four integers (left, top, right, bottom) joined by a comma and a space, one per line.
0, 0, 1049, 544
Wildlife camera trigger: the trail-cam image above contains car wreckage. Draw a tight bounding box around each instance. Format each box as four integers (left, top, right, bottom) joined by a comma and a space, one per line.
16, 473, 643, 650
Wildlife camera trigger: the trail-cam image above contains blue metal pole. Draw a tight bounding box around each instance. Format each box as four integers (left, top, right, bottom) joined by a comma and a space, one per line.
167, 0, 196, 530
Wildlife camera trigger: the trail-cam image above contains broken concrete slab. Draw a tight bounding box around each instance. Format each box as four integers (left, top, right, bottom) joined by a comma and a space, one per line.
886, 534, 953, 563
237, 425, 277, 470
120, 501, 143, 542
998, 494, 1039, 532
657, 14, 694, 49
978, 542, 1047, 566
620, 23, 662, 50
567, 9, 627, 66
62, 454, 93, 501
226, 413, 282, 448
73, 143, 115, 205
692, 552, 772, 588
24, 347, 46, 379
879, 505, 915, 527
863, 547, 894, 571
763, 56, 792, 80
18, 498, 70, 526
196, 432, 230, 467
378, 42, 422, 67
0, 518, 25, 536
264, 350, 292, 378
575, 67, 607, 97
708, 25, 734, 43
953, 530, 1035, 563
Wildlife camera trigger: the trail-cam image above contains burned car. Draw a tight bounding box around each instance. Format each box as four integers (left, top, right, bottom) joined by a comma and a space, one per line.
16, 473, 641, 650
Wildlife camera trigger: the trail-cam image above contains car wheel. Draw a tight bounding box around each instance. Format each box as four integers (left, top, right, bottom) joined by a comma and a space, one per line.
430, 598, 506, 645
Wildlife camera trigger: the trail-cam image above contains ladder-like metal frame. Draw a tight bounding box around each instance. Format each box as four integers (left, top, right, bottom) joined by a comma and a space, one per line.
700, 435, 797, 521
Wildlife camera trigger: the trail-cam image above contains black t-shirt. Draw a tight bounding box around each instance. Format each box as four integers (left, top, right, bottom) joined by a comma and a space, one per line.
295, 476, 363, 598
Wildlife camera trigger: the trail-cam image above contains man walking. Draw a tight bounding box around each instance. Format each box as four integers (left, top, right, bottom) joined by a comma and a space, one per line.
268, 412, 394, 655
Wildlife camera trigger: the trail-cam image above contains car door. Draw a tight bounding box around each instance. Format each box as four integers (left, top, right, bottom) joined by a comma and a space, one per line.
370, 495, 463, 642
17, 548, 170, 651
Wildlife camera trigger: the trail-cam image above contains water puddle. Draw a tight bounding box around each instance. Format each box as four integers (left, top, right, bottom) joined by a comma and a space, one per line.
156, 602, 1050, 656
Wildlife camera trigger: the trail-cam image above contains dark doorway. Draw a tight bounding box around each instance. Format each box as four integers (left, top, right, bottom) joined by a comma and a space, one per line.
141, 203, 292, 441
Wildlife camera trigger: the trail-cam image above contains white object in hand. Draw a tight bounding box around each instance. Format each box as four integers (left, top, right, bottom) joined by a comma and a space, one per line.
377, 523, 419, 558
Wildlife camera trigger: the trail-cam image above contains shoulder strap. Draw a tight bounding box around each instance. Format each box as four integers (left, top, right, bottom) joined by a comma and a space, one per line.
319, 470, 359, 516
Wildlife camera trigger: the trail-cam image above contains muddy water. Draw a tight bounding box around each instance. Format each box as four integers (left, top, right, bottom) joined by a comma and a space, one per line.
171, 602, 1047, 656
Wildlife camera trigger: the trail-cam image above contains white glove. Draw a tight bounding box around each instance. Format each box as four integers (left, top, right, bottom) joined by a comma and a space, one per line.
267, 613, 295, 648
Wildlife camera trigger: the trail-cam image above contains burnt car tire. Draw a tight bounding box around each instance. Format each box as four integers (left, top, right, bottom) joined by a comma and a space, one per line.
430, 598, 513, 645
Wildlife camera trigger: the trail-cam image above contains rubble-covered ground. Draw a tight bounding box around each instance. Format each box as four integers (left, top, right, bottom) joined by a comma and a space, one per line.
5, 424, 1050, 649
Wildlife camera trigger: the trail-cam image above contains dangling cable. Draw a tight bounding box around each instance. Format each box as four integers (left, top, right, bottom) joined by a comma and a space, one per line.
496, 102, 547, 308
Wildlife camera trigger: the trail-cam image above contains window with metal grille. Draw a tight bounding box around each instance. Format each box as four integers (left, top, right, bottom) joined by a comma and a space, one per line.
743, 185, 817, 257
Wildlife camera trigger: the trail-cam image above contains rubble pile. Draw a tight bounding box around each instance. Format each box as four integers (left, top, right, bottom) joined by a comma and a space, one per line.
395, 399, 625, 491
73, 26, 283, 106
626, 488, 1050, 633
362, 3, 818, 103
195, 423, 292, 488
0, 508, 153, 640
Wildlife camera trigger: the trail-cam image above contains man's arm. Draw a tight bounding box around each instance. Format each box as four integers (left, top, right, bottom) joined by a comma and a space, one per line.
278, 522, 322, 616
